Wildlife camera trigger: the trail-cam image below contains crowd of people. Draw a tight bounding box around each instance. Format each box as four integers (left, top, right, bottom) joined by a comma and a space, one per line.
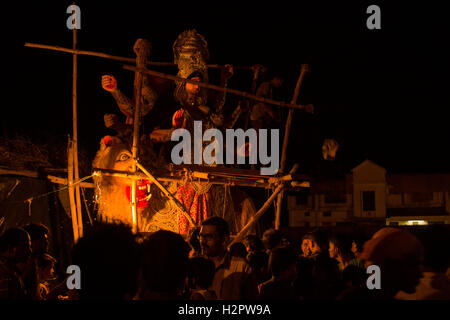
1, 218, 450, 300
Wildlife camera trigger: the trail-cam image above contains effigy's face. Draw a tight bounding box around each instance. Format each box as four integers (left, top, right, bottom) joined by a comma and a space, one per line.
110, 149, 153, 207
93, 137, 149, 224
185, 76, 201, 96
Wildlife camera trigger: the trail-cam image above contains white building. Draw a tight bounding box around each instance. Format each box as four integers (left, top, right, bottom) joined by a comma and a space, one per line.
288, 160, 450, 227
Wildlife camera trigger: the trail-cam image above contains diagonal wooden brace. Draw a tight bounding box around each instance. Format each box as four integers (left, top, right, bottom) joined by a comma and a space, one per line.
135, 160, 198, 228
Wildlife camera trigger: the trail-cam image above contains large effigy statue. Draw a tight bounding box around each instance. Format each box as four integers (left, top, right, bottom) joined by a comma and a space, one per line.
93, 31, 257, 236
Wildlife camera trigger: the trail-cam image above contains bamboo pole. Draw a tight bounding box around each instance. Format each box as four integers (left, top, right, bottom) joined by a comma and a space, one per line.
92, 167, 308, 184
72, 14, 83, 239
280, 64, 310, 172
275, 163, 301, 229
24, 42, 312, 110
123, 65, 313, 112
24, 42, 252, 70
67, 140, 79, 242
135, 161, 198, 228
46, 175, 94, 188
274, 64, 309, 230
129, 40, 150, 233
0, 166, 95, 188
92, 170, 309, 190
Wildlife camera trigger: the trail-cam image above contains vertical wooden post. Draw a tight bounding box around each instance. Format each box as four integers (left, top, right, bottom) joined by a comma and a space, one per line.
130, 39, 150, 233
67, 140, 79, 242
274, 64, 309, 230
72, 3, 83, 239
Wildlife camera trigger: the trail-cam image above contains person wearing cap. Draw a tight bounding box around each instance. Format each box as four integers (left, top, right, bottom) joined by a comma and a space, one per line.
338, 227, 424, 300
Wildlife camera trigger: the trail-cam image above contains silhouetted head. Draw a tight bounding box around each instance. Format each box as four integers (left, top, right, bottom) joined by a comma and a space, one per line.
304, 229, 328, 255
300, 234, 312, 257
187, 256, 216, 290
71, 222, 140, 300
0, 227, 31, 264
243, 234, 265, 253
262, 229, 284, 252
187, 226, 201, 256
23, 223, 49, 256
329, 234, 353, 260
37, 253, 57, 282
229, 242, 247, 259
269, 246, 298, 282
141, 230, 190, 296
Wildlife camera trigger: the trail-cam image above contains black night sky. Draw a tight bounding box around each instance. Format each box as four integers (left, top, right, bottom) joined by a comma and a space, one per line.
5, 1, 449, 175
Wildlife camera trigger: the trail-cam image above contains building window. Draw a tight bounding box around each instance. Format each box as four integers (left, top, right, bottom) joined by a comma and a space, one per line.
304, 222, 310, 228
323, 211, 332, 217
324, 191, 347, 204
305, 211, 310, 217
362, 191, 376, 211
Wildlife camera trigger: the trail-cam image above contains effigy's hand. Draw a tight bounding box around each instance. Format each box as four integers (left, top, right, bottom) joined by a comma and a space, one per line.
302, 103, 314, 114
101, 75, 118, 92
210, 113, 224, 126
322, 138, 339, 161
104, 113, 119, 128
251, 64, 267, 80
150, 128, 172, 142
223, 64, 234, 80
172, 109, 186, 128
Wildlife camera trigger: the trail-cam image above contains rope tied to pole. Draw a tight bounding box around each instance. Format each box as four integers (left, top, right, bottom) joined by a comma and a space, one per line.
23, 174, 95, 204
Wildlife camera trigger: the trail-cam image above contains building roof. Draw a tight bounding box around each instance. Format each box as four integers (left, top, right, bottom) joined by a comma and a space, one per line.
351, 159, 386, 174
387, 174, 450, 193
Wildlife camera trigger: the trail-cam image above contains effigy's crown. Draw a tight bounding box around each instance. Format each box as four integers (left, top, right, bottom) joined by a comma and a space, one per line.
173, 29, 209, 63
173, 29, 209, 80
